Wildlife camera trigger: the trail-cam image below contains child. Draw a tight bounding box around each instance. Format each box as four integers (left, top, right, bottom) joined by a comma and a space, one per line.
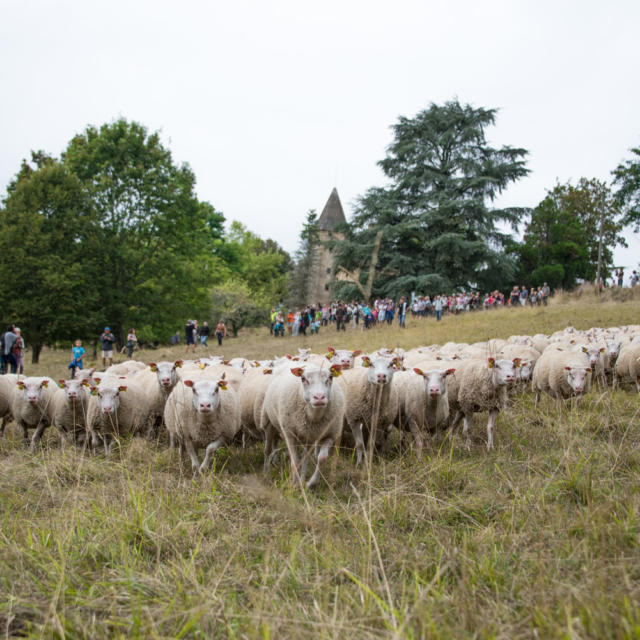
69, 339, 85, 379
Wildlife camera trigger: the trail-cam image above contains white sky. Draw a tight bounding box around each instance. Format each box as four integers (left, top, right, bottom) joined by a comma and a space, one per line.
1, 0, 639, 272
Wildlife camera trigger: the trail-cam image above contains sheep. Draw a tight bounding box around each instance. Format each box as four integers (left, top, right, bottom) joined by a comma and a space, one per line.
10, 376, 56, 450
51, 378, 90, 445
532, 350, 592, 404
164, 373, 240, 474
326, 347, 362, 370
614, 342, 640, 390
105, 360, 146, 376
393, 361, 455, 452
603, 341, 622, 382
337, 355, 399, 465
86, 375, 148, 453
134, 360, 183, 438
578, 344, 606, 387
0, 373, 17, 438
497, 345, 541, 383
261, 365, 345, 488
448, 357, 518, 450
531, 334, 550, 353
238, 367, 276, 443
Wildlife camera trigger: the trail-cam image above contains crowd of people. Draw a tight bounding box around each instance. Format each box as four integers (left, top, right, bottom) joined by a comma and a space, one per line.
268, 284, 557, 337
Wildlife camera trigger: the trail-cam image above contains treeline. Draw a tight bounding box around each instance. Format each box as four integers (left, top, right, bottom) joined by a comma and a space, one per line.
291, 100, 640, 302
0, 120, 291, 362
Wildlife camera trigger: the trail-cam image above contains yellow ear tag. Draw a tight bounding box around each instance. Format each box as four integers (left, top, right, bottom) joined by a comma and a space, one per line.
218, 381, 227, 390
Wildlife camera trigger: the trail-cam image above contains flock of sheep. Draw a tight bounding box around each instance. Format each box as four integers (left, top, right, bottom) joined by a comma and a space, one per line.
1, 325, 639, 488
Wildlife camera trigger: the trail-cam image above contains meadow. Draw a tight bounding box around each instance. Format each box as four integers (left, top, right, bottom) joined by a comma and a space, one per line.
2, 295, 640, 639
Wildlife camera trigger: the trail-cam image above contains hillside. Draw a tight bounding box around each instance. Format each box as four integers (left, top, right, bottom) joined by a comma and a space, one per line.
1, 297, 640, 638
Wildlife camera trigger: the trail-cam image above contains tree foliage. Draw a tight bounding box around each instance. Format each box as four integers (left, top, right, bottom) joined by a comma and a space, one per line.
333, 100, 529, 298
612, 146, 640, 231
287, 210, 320, 307
516, 179, 625, 290
210, 279, 267, 337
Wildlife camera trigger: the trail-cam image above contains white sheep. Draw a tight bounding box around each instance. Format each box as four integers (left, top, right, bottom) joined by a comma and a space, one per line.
0, 373, 17, 438
10, 376, 56, 450
337, 355, 399, 465
238, 367, 276, 443
532, 350, 592, 404
164, 373, 240, 473
614, 342, 640, 390
261, 365, 345, 488
50, 378, 90, 445
134, 360, 183, 437
86, 375, 148, 453
448, 357, 518, 450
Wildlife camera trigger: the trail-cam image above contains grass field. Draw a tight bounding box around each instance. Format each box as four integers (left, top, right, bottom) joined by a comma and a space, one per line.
2, 296, 640, 638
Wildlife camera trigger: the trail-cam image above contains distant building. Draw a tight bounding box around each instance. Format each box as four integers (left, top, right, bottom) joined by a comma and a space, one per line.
308, 188, 346, 304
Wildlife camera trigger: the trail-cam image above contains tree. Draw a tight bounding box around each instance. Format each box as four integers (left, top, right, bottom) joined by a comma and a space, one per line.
62, 119, 217, 344
612, 146, 640, 231
287, 210, 319, 307
516, 179, 625, 289
210, 279, 267, 337
0, 153, 99, 362
332, 100, 529, 298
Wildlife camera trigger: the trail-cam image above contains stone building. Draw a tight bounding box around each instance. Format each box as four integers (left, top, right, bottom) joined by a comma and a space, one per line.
308, 188, 346, 304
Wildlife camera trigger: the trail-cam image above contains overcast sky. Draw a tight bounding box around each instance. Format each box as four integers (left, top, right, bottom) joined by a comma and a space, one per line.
1, 0, 639, 272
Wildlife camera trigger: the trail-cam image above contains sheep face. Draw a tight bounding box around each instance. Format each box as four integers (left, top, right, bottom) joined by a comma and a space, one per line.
581, 346, 604, 369
93, 384, 127, 414
488, 358, 517, 385
564, 366, 591, 394
413, 368, 456, 396
16, 378, 49, 405
606, 341, 621, 362
183, 379, 226, 414
149, 360, 182, 389
362, 356, 397, 385
58, 379, 86, 401
291, 366, 341, 408
327, 348, 361, 370
517, 360, 534, 382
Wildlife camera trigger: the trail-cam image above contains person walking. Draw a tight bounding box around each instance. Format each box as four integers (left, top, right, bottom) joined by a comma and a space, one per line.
200, 321, 210, 347
335, 302, 346, 331
541, 282, 550, 306
215, 320, 227, 347
434, 295, 443, 322
126, 328, 137, 359
2, 325, 17, 374
69, 339, 85, 379
100, 327, 116, 368
398, 297, 407, 328
13, 328, 24, 374
185, 320, 196, 353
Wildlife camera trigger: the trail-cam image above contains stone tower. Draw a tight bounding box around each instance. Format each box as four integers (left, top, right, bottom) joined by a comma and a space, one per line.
308, 188, 346, 304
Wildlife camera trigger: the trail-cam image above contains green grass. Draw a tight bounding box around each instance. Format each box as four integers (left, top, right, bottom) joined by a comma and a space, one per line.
2, 297, 640, 638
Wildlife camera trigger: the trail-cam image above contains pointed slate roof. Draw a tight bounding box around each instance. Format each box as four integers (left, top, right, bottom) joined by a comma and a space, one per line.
318, 187, 346, 231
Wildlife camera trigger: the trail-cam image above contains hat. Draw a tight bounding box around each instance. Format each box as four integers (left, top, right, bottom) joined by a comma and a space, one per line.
104, 326, 110, 331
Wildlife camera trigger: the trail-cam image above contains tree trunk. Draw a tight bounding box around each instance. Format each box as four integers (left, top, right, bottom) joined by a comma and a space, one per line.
31, 343, 42, 364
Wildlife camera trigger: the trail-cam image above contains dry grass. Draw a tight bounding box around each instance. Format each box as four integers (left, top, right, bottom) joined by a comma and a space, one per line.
2, 298, 640, 638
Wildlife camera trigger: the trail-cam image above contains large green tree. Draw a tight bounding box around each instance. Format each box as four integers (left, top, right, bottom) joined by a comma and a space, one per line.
516, 178, 625, 290
0, 153, 99, 362
333, 100, 529, 299
62, 119, 216, 344
287, 209, 319, 307
612, 146, 640, 231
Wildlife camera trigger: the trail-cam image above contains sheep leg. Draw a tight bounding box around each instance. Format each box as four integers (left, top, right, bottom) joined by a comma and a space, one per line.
300, 445, 311, 482
199, 437, 226, 473
263, 423, 276, 474
462, 413, 473, 449
169, 431, 175, 449
307, 439, 332, 488
486, 409, 498, 451
18, 421, 29, 444
449, 410, 463, 431
0, 417, 5, 438
534, 390, 540, 410
289, 447, 302, 488
351, 422, 366, 466
408, 417, 424, 456
182, 435, 200, 474
29, 422, 48, 453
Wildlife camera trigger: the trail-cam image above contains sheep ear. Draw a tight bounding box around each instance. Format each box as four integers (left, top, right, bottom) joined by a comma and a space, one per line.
352, 350, 362, 357
174, 359, 183, 368
262, 369, 272, 375
41, 380, 49, 388
487, 357, 495, 368
564, 366, 571, 371
82, 380, 90, 387
218, 380, 228, 390
149, 363, 157, 371
513, 358, 521, 367
361, 356, 371, 368
327, 346, 335, 354
220, 372, 226, 380
94, 377, 101, 385
223, 360, 230, 365
199, 363, 206, 370
89, 386, 98, 396
183, 380, 195, 388
17, 381, 25, 390
445, 368, 456, 376
329, 364, 342, 378
57, 380, 66, 388
290, 367, 304, 377
599, 348, 605, 353
118, 385, 127, 392
586, 367, 592, 373
413, 368, 424, 377
325, 354, 332, 361
581, 346, 587, 353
